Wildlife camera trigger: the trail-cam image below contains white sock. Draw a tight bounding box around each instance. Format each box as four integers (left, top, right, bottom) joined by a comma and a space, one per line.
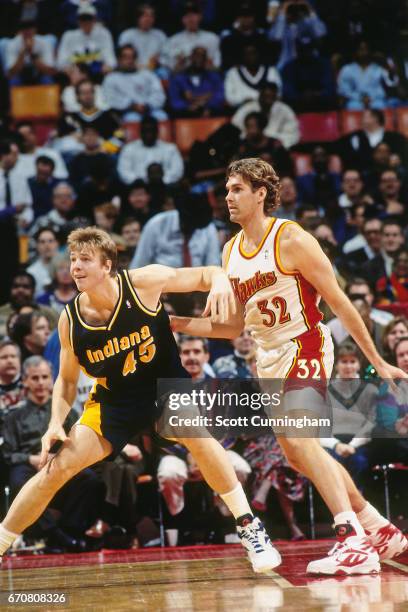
0, 524, 19, 555
357, 502, 388, 531
220, 483, 253, 520
334, 511, 365, 538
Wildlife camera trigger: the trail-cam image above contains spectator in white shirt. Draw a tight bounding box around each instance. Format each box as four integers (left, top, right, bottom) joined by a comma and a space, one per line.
162, 1, 220, 71
118, 116, 184, 185
231, 82, 300, 149
6, 19, 56, 86
102, 45, 167, 122
118, 4, 167, 72
61, 63, 108, 113
27, 227, 59, 298
15, 122, 68, 180
0, 140, 33, 301
57, 2, 116, 76
225, 43, 281, 109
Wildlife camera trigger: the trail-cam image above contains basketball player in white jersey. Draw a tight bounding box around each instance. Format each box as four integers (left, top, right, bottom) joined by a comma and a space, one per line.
171, 158, 408, 575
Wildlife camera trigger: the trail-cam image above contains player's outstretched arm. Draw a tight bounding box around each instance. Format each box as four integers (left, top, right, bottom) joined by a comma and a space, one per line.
129, 264, 236, 323
280, 223, 408, 380
39, 310, 80, 469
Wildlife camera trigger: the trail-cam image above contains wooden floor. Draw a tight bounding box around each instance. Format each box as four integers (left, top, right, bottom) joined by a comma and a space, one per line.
1, 541, 407, 611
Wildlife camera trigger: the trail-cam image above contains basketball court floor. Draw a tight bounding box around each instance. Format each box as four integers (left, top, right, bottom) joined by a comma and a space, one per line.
0, 540, 407, 611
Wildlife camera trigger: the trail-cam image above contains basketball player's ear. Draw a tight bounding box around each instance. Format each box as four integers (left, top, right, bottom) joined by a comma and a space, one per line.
257, 186, 267, 204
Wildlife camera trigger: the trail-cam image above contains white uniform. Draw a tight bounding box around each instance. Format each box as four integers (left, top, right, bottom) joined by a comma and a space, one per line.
225, 217, 334, 381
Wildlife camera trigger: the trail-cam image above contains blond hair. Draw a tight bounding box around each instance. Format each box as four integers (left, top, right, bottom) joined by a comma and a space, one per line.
67, 226, 117, 276
227, 158, 281, 215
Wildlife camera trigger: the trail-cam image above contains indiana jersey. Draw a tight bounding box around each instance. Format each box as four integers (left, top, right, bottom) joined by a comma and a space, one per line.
65, 269, 186, 403
225, 217, 323, 350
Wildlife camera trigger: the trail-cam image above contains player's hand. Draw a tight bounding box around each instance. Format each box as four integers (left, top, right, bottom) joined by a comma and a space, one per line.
375, 361, 408, 394
39, 423, 68, 469
202, 270, 236, 323
122, 444, 143, 462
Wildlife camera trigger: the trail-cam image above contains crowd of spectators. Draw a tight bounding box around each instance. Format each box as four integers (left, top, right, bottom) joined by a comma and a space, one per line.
0, 0, 408, 552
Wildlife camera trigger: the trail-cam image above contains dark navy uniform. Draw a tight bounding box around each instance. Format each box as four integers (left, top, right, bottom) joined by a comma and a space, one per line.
65, 269, 188, 455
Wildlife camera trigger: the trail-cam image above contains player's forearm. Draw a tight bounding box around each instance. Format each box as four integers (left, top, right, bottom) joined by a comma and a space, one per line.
171, 316, 241, 339
50, 376, 76, 426
197, 266, 225, 291
330, 298, 385, 369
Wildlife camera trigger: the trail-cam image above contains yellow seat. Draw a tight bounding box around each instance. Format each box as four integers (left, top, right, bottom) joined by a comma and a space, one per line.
10, 84, 60, 120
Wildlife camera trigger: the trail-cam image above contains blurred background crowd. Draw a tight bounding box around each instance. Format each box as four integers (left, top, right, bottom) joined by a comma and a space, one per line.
0, 0, 407, 553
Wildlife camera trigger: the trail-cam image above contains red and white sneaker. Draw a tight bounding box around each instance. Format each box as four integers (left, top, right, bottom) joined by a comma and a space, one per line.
366, 522, 408, 560
306, 536, 380, 575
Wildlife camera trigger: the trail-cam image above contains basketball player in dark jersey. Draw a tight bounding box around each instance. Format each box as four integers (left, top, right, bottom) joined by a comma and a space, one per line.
0, 227, 280, 573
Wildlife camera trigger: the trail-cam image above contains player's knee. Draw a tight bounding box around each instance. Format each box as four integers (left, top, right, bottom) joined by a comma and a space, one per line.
38, 457, 80, 491
281, 437, 318, 468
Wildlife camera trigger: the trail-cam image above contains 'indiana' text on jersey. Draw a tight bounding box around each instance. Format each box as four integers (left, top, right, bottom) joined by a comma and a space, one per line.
225, 217, 323, 350
65, 269, 185, 400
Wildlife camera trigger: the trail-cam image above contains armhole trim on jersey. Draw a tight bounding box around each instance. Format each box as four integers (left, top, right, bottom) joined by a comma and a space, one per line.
74, 274, 123, 331
107, 273, 123, 331
123, 269, 163, 317
274, 220, 298, 275
224, 233, 238, 269
65, 304, 74, 349
238, 217, 276, 259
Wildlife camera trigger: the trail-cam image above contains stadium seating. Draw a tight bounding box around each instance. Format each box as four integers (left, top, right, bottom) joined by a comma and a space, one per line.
298, 111, 339, 143
173, 117, 229, 155
340, 109, 395, 134
395, 108, 408, 138
10, 84, 60, 120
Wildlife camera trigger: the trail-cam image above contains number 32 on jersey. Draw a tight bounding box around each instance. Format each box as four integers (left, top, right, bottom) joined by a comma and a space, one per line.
257, 297, 291, 328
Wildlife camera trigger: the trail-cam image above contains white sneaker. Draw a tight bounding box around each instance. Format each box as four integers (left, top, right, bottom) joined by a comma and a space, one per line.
236, 516, 281, 574
366, 522, 408, 560
307, 536, 380, 575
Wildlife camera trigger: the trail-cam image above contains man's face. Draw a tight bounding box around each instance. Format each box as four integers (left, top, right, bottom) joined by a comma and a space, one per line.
53, 185, 75, 214
336, 355, 360, 378
1, 144, 19, 171
225, 174, 264, 225
312, 147, 328, 172
180, 340, 208, 378
259, 87, 277, 110
363, 220, 382, 251
82, 128, 100, 150
37, 230, 58, 260
121, 221, 141, 247
379, 172, 400, 198
393, 251, 408, 278
242, 45, 259, 68
245, 116, 262, 140
119, 47, 137, 71
70, 248, 111, 292
78, 16, 95, 34
18, 125, 37, 151
342, 171, 363, 198
381, 224, 404, 254
347, 283, 373, 306
280, 177, 297, 206
0, 345, 20, 382
373, 143, 390, 166
232, 330, 254, 356
182, 11, 201, 32
138, 7, 155, 30
129, 188, 150, 210
362, 109, 379, 131
10, 275, 34, 307
396, 339, 408, 373
36, 161, 54, 182
387, 322, 408, 351
191, 46, 207, 70
26, 316, 50, 352
141, 123, 158, 146
23, 362, 52, 405
78, 82, 95, 108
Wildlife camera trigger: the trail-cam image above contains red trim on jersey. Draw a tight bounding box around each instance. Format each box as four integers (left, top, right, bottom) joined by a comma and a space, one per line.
284, 326, 327, 397
295, 274, 323, 330
238, 218, 276, 259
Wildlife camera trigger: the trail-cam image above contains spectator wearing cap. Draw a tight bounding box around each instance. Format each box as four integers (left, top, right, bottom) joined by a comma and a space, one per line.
231, 82, 299, 149
220, 2, 267, 70
118, 4, 167, 72
27, 228, 59, 298
168, 46, 224, 117
5, 19, 56, 86
61, 0, 113, 30
28, 156, 60, 220
268, 0, 327, 70
118, 116, 184, 186
337, 40, 399, 110
162, 2, 220, 71
225, 43, 281, 109
60, 79, 119, 140
16, 122, 68, 180
281, 37, 336, 111
102, 45, 167, 122
57, 2, 116, 75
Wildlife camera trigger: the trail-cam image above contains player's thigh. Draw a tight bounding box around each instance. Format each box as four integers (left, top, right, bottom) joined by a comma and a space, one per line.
47, 424, 113, 479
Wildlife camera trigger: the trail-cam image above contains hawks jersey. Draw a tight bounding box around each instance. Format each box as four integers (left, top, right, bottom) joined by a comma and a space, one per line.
225, 217, 323, 350
65, 269, 186, 403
